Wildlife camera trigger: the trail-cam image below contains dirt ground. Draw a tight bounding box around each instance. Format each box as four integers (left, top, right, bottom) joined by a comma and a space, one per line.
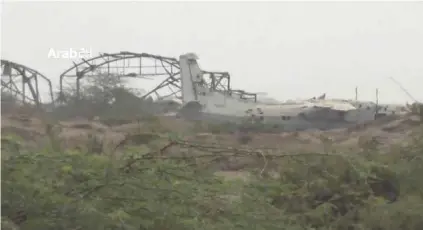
2, 107, 422, 183
2, 107, 421, 154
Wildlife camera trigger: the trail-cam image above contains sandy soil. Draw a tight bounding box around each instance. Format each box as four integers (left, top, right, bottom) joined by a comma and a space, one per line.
2, 108, 421, 154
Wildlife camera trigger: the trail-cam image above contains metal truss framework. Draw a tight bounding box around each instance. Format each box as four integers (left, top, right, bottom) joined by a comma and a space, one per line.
59, 51, 182, 101
1, 51, 258, 108
201, 71, 257, 102
58, 51, 257, 103
1, 59, 54, 105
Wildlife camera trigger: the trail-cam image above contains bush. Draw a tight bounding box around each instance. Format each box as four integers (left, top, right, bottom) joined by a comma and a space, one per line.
2, 126, 423, 230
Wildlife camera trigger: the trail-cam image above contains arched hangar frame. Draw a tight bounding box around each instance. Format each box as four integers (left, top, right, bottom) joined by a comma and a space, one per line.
58, 51, 182, 101
1, 59, 54, 105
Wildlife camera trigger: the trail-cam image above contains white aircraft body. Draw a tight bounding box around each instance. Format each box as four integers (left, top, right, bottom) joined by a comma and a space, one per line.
164, 53, 409, 131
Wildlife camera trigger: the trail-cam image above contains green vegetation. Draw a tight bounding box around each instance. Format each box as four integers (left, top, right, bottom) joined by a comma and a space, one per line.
2, 125, 423, 230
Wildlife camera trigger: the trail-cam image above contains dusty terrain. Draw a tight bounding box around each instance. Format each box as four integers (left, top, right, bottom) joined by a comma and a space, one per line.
2, 107, 421, 155
3, 107, 421, 183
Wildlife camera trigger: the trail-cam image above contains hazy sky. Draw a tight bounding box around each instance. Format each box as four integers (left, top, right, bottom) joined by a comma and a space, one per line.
1, 2, 423, 104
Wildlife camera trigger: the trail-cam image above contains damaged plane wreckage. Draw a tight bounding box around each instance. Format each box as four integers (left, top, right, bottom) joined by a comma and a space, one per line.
167, 53, 409, 131
3, 51, 410, 132
55, 51, 409, 131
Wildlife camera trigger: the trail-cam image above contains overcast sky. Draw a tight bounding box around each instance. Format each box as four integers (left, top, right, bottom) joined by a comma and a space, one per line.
1, 2, 423, 104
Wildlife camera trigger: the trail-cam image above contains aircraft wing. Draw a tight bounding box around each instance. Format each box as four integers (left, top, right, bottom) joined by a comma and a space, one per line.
311, 101, 357, 111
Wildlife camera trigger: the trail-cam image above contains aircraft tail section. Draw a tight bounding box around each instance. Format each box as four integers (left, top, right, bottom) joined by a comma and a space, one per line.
179, 53, 207, 104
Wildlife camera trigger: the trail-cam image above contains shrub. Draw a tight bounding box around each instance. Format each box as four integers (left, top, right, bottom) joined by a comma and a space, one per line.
2, 128, 423, 230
